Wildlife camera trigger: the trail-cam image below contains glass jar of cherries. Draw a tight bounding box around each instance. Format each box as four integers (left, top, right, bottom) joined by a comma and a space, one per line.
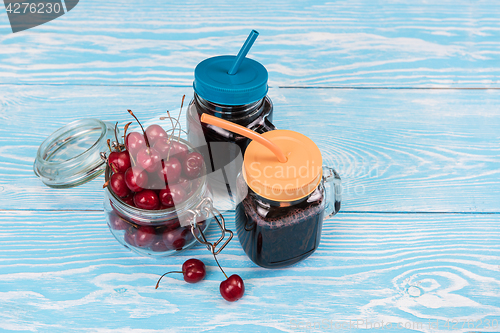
104, 134, 213, 257
34, 111, 228, 257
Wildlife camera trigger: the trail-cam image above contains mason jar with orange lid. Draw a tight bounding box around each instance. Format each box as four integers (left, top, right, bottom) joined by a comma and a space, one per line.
200, 115, 341, 268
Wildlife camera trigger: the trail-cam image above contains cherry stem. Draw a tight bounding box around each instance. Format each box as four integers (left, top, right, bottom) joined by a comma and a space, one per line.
212, 252, 228, 280
166, 110, 175, 140
159, 113, 175, 140
114, 122, 121, 151
168, 95, 184, 143
123, 121, 133, 140
165, 110, 176, 161
102, 180, 109, 189
155, 271, 184, 289
122, 121, 136, 165
165, 95, 186, 161
106, 139, 112, 152
128, 109, 150, 148
164, 111, 175, 161
129, 150, 136, 167
176, 95, 185, 142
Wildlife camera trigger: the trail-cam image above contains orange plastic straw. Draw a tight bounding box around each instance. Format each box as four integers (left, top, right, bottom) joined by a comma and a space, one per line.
200, 114, 288, 163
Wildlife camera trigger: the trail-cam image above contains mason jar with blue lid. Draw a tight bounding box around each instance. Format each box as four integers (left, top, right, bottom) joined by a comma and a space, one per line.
187, 30, 276, 205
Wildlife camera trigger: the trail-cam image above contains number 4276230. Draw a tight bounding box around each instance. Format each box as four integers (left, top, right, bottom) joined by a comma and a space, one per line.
5, 2, 62, 14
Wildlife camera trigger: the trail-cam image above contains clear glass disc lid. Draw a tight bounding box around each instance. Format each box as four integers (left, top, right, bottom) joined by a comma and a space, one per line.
34, 118, 116, 188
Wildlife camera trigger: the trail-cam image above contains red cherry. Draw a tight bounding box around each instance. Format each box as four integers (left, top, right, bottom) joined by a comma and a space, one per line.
109, 213, 129, 230
159, 184, 186, 208
220, 274, 245, 302
108, 151, 131, 173
182, 259, 206, 283
125, 132, 146, 155
169, 141, 189, 163
124, 229, 137, 247
125, 166, 148, 192
162, 227, 187, 250
176, 177, 191, 191
136, 147, 162, 173
134, 189, 160, 210
154, 138, 188, 162
163, 219, 180, 230
133, 226, 155, 248
150, 236, 169, 252
183, 152, 204, 179
110, 172, 131, 198
153, 138, 171, 159
121, 195, 135, 206
183, 226, 195, 243
155, 258, 206, 289
145, 124, 168, 145
158, 157, 181, 184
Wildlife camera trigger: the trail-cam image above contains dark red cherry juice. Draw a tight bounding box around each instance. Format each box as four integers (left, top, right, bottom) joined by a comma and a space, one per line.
235, 179, 325, 268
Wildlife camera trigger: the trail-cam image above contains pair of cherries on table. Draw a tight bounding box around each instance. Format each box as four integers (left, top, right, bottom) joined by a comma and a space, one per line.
156, 259, 245, 303
108, 123, 204, 211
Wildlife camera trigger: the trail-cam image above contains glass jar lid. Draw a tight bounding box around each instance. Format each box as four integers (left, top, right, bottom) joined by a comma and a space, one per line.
34, 118, 116, 188
243, 130, 323, 202
193, 55, 268, 106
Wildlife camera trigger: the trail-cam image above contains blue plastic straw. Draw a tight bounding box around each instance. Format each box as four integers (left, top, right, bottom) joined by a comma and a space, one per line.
228, 30, 259, 75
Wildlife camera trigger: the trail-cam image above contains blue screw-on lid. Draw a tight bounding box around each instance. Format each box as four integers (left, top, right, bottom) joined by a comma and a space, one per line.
193, 55, 268, 106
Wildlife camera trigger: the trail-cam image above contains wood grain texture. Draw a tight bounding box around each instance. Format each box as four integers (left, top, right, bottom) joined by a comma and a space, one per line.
1, 1, 500, 331
0, 0, 499, 87
0, 211, 499, 332
0, 85, 499, 212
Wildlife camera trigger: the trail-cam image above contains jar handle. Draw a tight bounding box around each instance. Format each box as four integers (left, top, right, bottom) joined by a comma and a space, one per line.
322, 166, 341, 219
255, 117, 276, 133
188, 197, 234, 255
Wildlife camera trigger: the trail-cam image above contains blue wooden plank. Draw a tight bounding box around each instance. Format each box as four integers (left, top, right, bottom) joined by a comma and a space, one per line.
1, 2, 499, 333
0, 211, 499, 332
0, 0, 499, 87
0, 85, 499, 212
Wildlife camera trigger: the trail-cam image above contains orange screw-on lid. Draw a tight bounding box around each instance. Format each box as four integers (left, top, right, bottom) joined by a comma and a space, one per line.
243, 130, 323, 202
199, 114, 323, 202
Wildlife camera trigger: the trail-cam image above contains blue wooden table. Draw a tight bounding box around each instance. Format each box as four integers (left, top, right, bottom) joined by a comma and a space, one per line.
1, 1, 499, 332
